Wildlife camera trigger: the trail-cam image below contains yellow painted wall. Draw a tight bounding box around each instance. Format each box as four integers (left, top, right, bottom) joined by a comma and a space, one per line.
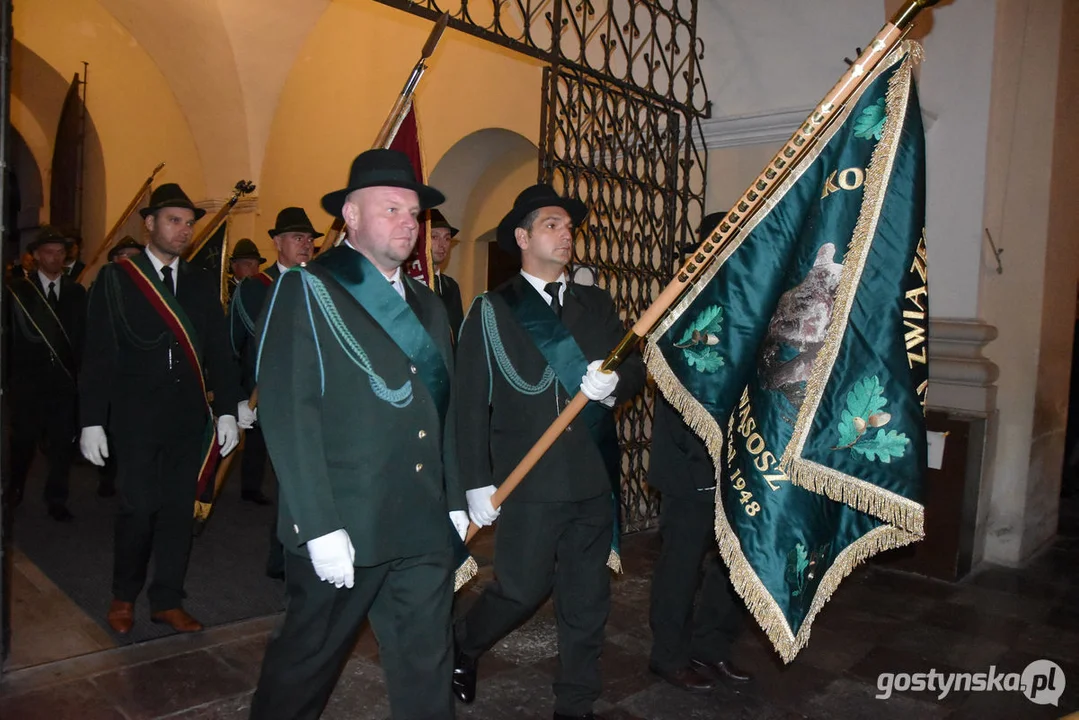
255, 0, 544, 261
15, 0, 204, 274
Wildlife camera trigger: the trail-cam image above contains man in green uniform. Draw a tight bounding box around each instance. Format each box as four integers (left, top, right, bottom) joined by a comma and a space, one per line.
228, 208, 321, 508
248, 149, 468, 720
451, 184, 646, 720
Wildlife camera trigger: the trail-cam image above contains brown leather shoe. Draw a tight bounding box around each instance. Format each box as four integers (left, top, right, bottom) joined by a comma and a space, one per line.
150, 608, 204, 633
107, 600, 134, 635
649, 664, 716, 693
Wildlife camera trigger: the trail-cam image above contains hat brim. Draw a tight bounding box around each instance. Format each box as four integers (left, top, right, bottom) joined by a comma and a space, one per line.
431, 224, 460, 239
321, 180, 445, 219
231, 255, 267, 264
27, 236, 74, 253
268, 224, 325, 240
496, 197, 588, 256
139, 204, 208, 221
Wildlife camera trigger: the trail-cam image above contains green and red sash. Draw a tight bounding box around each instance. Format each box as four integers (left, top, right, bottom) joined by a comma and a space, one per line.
117, 255, 220, 505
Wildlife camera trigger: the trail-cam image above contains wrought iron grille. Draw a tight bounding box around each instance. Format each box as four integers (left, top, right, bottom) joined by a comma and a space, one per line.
376, 0, 709, 531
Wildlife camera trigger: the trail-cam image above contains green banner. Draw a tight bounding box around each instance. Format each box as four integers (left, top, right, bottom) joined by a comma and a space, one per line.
645, 42, 928, 662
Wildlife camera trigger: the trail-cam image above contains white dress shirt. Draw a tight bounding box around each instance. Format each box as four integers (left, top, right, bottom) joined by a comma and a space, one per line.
38, 270, 62, 301
520, 270, 567, 306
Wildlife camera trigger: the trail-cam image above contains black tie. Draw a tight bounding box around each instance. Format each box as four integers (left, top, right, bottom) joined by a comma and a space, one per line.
544, 281, 562, 319
46, 281, 58, 308
161, 266, 175, 295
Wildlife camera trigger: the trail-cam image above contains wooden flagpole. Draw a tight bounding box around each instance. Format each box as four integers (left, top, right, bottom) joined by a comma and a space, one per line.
463, 0, 942, 543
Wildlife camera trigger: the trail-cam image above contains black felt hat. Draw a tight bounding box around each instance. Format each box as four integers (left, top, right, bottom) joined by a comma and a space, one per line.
427, 209, 459, 238
27, 225, 74, 253
107, 236, 144, 261
495, 184, 588, 256
139, 183, 206, 220
321, 149, 444, 219
268, 206, 324, 240
230, 238, 266, 264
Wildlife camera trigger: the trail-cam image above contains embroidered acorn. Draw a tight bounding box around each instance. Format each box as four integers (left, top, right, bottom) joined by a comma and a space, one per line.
852, 416, 867, 434
868, 412, 891, 428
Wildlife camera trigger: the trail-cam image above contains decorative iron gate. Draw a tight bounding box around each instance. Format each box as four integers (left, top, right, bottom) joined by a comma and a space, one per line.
377, 0, 710, 531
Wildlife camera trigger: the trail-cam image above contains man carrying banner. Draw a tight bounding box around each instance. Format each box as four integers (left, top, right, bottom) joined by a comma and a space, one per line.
451, 184, 645, 719
78, 182, 242, 635
228, 206, 321, 576
6, 225, 87, 520
427, 209, 464, 342
248, 149, 469, 720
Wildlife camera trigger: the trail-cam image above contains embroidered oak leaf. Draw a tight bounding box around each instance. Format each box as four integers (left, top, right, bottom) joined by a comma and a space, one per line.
685, 347, 724, 373
675, 305, 725, 373
834, 375, 909, 461
853, 97, 887, 140
851, 429, 909, 463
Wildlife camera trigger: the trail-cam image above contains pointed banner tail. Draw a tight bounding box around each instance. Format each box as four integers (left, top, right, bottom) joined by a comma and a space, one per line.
391, 104, 434, 289
645, 42, 928, 663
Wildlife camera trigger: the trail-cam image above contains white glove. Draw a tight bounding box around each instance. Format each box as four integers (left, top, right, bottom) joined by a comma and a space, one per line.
80, 426, 109, 467
217, 415, 240, 456
466, 485, 500, 527
237, 400, 257, 430
307, 529, 356, 589
580, 360, 619, 407
449, 510, 470, 541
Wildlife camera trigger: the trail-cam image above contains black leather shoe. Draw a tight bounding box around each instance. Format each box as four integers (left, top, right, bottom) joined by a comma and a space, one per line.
452, 649, 477, 704
649, 663, 716, 693
691, 658, 752, 684
242, 491, 273, 506
48, 504, 74, 522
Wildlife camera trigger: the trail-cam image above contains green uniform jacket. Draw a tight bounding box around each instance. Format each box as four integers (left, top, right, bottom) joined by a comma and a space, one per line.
228, 264, 281, 394
455, 274, 646, 503
256, 248, 464, 565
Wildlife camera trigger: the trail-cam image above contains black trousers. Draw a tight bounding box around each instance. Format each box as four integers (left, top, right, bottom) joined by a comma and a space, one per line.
241, 426, 267, 496
111, 419, 203, 612
250, 548, 455, 720
648, 493, 744, 672
456, 495, 612, 716
8, 386, 77, 507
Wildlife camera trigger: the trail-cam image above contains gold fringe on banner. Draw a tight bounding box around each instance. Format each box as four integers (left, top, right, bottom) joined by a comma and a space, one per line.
454, 556, 479, 592
782, 42, 925, 538
642, 41, 927, 664
607, 549, 623, 574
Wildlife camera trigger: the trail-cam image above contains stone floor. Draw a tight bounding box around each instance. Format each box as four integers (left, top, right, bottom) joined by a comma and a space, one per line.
2, 515, 1079, 719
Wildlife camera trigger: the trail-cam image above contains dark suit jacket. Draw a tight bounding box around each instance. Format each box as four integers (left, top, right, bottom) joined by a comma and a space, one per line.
456, 274, 646, 503
8, 273, 86, 400
435, 272, 465, 342
256, 246, 464, 565
79, 256, 241, 437
228, 264, 281, 394
649, 392, 718, 503
65, 260, 86, 280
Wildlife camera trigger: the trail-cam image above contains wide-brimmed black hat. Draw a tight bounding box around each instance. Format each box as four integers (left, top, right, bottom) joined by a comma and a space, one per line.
27, 225, 75, 253
427, 209, 459, 238
321, 149, 444, 219
496, 184, 588, 256
268, 206, 324, 240
230, 238, 266, 264
139, 183, 207, 221
677, 210, 729, 258
108, 236, 144, 261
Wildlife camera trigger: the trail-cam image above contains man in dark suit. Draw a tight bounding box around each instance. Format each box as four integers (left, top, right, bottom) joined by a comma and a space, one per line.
63, 230, 86, 280
227, 238, 265, 302
228, 206, 321, 576
427, 209, 464, 341
647, 212, 751, 693
6, 226, 87, 520
78, 183, 242, 636
248, 150, 468, 720
452, 184, 646, 720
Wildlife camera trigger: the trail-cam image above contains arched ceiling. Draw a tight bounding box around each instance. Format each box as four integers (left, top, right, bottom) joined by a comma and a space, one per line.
95, 0, 329, 196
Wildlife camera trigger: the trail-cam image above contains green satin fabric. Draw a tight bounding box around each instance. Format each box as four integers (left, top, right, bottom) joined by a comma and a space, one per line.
316, 246, 451, 424
655, 54, 926, 636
